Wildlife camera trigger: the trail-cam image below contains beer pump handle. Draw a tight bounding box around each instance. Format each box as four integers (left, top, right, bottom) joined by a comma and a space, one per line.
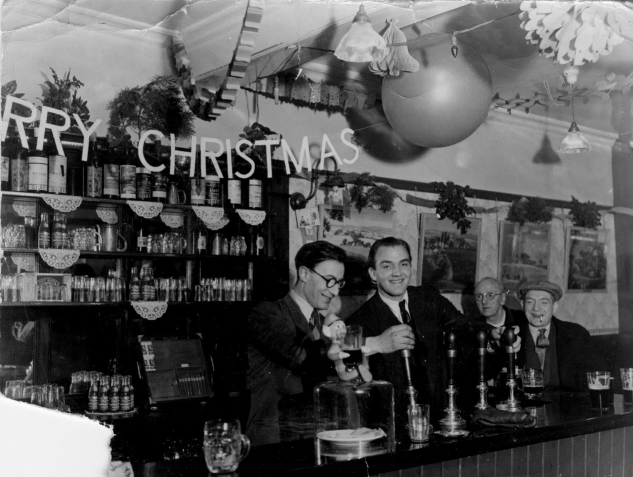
502, 327, 515, 380
476, 329, 487, 382
446, 331, 457, 385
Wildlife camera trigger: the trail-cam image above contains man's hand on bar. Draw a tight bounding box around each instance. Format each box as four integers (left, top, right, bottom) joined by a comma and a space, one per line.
363, 324, 415, 356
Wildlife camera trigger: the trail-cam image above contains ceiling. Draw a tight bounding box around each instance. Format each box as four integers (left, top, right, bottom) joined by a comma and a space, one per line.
3, 0, 633, 134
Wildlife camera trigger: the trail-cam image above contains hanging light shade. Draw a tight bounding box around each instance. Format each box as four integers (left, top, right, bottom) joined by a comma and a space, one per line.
559, 122, 591, 154
559, 70, 591, 154
334, 5, 389, 63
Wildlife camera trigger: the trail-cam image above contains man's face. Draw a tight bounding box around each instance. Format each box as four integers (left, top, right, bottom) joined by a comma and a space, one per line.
302, 259, 345, 311
475, 279, 506, 320
522, 290, 558, 328
369, 245, 412, 300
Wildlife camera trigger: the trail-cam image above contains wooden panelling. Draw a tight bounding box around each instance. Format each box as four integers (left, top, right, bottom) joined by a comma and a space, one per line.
412, 427, 633, 477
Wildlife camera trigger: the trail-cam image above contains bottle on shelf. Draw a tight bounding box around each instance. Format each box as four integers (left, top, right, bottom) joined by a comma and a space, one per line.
88, 376, 99, 412
97, 375, 110, 412
205, 174, 222, 206
51, 212, 68, 249
248, 179, 263, 209
11, 138, 28, 192
102, 139, 120, 199
24, 216, 34, 248
86, 135, 103, 198
190, 146, 205, 205
129, 267, 141, 301
126, 375, 135, 409
141, 267, 155, 301
151, 140, 167, 203
1, 136, 12, 191
48, 151, 67, 195
136, 218, 147, 252
109, 375, 121, 412
227, 178, 242, 208
27, 134, 48, 193
136, 166, 152, 201
38, 213, 51, 249
193, 219, 208, 255
119, 375, 131, 411
120, 146, 137, 200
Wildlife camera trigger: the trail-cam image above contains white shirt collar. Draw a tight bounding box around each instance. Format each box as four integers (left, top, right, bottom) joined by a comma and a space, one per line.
487, 308, 506, 328
290, 289, 314, 323
378, 290, 409, 323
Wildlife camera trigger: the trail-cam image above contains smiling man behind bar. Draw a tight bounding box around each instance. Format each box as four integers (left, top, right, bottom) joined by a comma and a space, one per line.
246, 241, 347, 446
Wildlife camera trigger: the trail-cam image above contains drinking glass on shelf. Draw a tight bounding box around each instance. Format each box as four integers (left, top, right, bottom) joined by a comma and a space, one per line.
621, 368, 633, 406
407, 403, 432, 443
30, 385, 43, 406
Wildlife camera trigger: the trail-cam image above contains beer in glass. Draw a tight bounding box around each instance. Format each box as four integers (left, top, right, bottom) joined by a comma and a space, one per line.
587, 371, 610, 410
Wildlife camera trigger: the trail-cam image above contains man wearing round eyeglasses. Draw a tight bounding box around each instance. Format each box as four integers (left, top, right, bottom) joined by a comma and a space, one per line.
246, 241, 349, 446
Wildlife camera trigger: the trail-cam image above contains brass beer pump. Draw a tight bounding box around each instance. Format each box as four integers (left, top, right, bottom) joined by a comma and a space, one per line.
474, 329, 491, 410
502, 327, 523, 412
438, 331, 468, 436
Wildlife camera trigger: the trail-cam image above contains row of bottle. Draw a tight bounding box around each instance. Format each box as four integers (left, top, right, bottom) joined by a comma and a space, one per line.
87, 374, 135, 413
37, 212, 68, 249
2, 134, 266, 209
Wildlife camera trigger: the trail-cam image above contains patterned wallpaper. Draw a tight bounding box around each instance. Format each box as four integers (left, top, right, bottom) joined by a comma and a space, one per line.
288, 179, 618, 335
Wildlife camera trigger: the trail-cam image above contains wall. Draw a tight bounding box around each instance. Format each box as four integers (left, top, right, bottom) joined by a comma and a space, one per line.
1, 18, 619, 334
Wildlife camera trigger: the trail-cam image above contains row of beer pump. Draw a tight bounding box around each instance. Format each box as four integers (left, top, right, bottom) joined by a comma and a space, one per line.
403, 327, 522, 440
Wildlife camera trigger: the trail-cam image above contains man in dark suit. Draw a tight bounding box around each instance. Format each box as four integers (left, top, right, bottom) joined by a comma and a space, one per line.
516, 280, 605, 391
246, 241, 347, 446
346, 237, 481, 426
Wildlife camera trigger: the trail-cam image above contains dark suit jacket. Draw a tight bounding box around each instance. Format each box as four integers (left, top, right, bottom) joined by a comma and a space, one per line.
246, 293, 330, 446
478, 306, 520, 380
346, 285, 467, 425
515, 313, 605, 392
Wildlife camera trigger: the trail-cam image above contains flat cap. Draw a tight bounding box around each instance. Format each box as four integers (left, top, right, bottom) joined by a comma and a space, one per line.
518, 280, 563, 302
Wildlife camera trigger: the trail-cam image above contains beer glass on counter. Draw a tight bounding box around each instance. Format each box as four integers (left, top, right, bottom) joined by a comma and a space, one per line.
621, 368, 633, 406
521, 367, 544, 399
587, 371, 611, 410
203, 419, 251, 474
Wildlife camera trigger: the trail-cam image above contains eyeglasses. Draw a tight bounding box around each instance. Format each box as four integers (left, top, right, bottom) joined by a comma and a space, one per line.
475, 292, 505, 302
308, 268, 345, 289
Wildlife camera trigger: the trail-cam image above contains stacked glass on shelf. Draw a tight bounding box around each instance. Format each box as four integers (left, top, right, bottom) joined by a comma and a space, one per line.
0, 274, 22, 302
86, 372, 135, 413
194, 278, 252, 302
4, 380, 71, 412
130, 266, 190, 302
1, 217, 35, 249
71, 270, 126, 303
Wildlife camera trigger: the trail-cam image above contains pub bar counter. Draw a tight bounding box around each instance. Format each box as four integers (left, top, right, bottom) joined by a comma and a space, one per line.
129, 392, 633, 477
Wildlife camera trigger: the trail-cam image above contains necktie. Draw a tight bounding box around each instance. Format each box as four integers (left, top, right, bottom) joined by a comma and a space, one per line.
310, 309, 320, 340
399, 300, 411, 324
535, 329, 548, 369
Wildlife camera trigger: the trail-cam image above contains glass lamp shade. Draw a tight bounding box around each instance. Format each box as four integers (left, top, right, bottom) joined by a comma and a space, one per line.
559, 122, 592, 154
334, 6, 389, 63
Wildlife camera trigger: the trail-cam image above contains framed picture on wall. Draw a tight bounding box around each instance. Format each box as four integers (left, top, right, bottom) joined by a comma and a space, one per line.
418, 214, 481, 293
565, 227, 608, 292
321, 207, 395, 293
498, 221, 551, 294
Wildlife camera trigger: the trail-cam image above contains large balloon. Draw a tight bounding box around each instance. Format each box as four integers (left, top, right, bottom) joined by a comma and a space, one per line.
382, 36, 493, 148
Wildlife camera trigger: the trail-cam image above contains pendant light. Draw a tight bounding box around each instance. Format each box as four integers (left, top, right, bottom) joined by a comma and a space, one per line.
334, 5, 389, 63
559, 67, 591, 154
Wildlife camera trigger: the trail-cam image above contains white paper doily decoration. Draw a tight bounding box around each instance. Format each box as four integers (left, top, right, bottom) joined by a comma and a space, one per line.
127, 200, 163, 219
193, 206, 224, 224
12, 253, 36, 272
12, 203, 36, 218
42, 194, 82, 213
237, 209, 266, 226
96, 207, 118, 224
38, 248, 80, 269
160, 211, 184, 229
205, 217, 230, 230
131, 301, 168, 320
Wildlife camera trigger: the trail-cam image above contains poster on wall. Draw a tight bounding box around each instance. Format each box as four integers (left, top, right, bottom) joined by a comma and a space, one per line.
565, 227, 608, 292
498, 221, 551, 294
418, 214, 481, 293
321, 208, 395, 293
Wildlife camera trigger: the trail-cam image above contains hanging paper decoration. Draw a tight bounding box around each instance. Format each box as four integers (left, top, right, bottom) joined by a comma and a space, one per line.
172, 0, 264, 121
38, 248, 81, 269
127, 200, 163, 219
41, 194, 82, 213
519, 1, 626, 66
131, 301, 168, 320
369, 19, 419, 77
96, 206, 118, 224
236, 209, 266, 226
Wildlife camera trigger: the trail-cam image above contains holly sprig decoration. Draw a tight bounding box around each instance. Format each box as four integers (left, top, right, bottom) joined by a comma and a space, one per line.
507, 197, 552, 225
569, 196, 601, 229
432, 181, 475, 234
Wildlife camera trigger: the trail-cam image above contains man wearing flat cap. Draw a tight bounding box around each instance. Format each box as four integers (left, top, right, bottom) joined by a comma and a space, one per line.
516, 280, 605, 391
